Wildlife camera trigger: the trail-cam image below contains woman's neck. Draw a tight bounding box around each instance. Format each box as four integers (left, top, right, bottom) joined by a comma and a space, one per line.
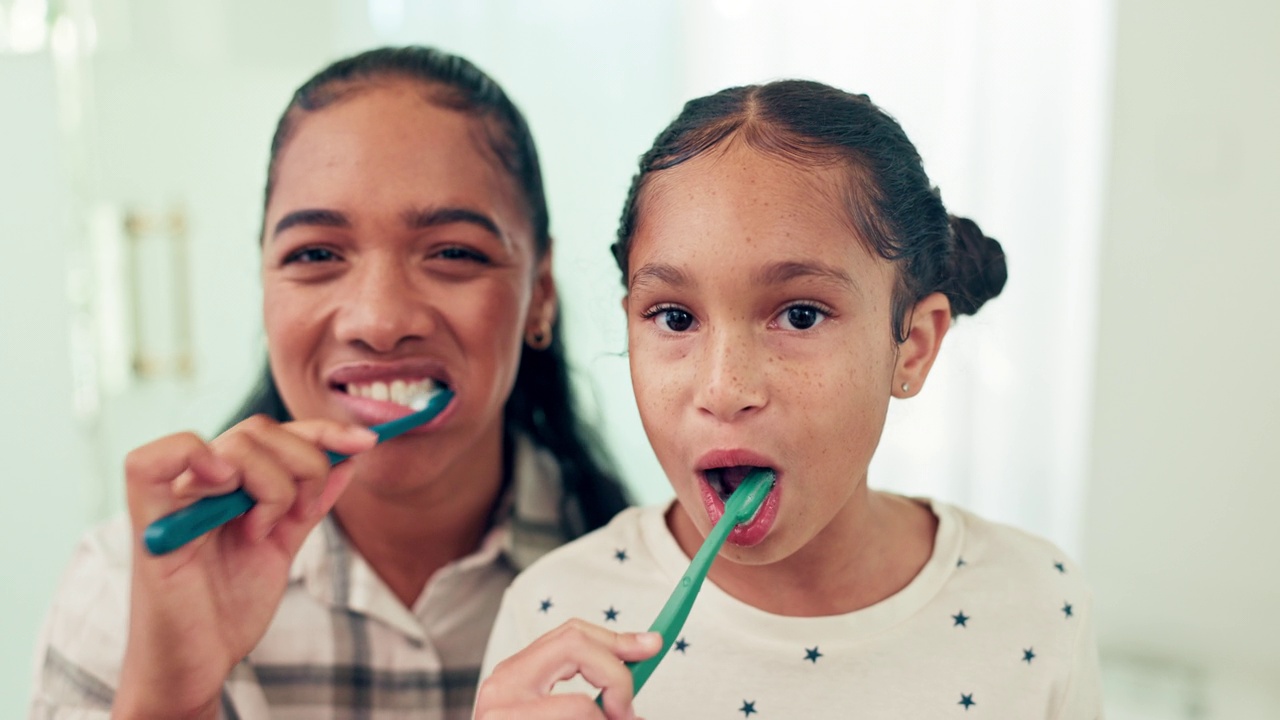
331, 427, 508, 608
672, 487, 937, 617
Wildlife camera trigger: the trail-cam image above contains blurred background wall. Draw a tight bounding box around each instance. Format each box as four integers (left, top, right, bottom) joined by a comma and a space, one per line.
1, 0, 1276, 717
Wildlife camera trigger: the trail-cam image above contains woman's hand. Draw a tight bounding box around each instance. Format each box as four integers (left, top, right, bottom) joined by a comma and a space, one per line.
475, 620, 663, 720
112, 415, 377, 719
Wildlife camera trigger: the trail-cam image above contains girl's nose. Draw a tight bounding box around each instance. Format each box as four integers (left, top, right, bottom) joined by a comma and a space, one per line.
332, 259, 436, 353
694, 329, 768, 422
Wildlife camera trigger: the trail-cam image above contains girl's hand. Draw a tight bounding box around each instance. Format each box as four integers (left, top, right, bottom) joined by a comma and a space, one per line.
475, 620, 662, 720
112, 415, 377, 719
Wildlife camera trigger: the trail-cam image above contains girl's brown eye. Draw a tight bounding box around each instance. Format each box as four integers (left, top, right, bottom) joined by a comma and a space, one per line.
658, 309, 694, 332
778, 304, 828, 331
787, 306, 819, 329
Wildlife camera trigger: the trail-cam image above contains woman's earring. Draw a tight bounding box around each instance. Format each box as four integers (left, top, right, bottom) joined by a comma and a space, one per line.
900, 382, 910, 394
526, 321, 553, 351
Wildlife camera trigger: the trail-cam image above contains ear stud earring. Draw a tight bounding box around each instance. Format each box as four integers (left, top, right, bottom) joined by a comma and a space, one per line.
901, 382, 910, 393
526, 321, 553, 350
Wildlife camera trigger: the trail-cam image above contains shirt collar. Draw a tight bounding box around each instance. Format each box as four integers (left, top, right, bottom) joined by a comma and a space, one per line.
288, 433, 571, 634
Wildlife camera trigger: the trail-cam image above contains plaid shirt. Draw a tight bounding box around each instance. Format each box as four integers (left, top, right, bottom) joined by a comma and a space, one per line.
30, 435, 570, 720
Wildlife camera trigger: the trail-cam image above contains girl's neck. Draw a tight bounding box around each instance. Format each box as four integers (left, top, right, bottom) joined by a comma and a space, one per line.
331, 427, 508, 608
673, 487, 937, 617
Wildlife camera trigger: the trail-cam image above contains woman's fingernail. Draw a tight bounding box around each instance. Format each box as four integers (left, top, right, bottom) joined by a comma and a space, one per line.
209, 455, 237, 482
638, 632, 662, 649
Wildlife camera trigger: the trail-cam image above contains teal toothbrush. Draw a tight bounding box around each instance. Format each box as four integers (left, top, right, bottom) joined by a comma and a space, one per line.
143, 388, 454, 556
599, 468, 775, 704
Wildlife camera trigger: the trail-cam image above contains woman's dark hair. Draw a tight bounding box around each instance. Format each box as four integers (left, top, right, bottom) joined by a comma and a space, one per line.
613, 79, 1007, 343
228, 46, 628, 536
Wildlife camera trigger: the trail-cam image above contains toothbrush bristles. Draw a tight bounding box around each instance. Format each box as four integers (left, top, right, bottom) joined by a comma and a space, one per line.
408, 392, 432, 412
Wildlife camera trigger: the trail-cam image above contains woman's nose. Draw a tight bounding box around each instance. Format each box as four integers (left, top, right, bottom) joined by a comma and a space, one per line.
694, 329, 768, 422
332, 259, 436, 353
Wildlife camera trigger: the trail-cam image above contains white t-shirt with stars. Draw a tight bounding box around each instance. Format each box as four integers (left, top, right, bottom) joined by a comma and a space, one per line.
480, 498, 1103, 719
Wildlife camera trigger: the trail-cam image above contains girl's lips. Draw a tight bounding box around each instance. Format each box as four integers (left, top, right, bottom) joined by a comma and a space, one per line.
695, 448, 777, 473
696, 461, 783, 545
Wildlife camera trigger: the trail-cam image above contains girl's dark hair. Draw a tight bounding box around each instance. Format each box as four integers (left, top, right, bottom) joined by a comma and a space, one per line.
229, 46, 628, 536
613, 79, 1007, 343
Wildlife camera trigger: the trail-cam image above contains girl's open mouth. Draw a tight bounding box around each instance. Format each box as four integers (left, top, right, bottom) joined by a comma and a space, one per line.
698, 463, 780, 547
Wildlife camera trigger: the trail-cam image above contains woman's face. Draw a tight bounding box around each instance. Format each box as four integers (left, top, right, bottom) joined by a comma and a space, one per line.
624, 141, 904, 568
261, 80, 552, 492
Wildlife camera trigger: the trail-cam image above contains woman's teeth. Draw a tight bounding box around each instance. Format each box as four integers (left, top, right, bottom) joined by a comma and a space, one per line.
344, 379, 440, 408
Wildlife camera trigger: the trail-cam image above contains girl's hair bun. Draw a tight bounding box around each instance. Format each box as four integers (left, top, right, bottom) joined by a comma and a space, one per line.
946, 215, 1007, 316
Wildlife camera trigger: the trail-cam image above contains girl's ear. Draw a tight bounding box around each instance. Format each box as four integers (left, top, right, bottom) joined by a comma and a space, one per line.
893, 292, 951, 398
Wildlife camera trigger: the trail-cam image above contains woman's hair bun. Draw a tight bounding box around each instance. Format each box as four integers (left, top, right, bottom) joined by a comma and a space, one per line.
945, 215, 1007, 316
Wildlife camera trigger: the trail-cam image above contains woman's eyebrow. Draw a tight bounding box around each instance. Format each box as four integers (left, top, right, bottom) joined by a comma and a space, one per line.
403, 206, 506, 245
271, 206, 506, 245
272, 208, 349, 238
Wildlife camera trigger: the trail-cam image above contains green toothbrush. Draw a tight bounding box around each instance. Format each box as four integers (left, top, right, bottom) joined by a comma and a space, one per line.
599, 468, 775, 704
143, 388, 454, 556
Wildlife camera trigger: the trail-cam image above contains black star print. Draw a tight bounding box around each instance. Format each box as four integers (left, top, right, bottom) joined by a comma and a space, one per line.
804, 646, 823, 663
538, 598, 552, 613
1062, 602, 1073, 618
674, 637, 689, 653
956, 557, 967, 568
740, 700, 757, 717
952, 610, 970, 627
1023, 647, 1036, 664
1054, 560, 1066, 573
959, 693, 976, 709
604, 606, 619, 622
615, 548, 629, 563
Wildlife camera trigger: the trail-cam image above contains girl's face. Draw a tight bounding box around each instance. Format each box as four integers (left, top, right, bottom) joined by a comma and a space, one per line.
625, 141, 912, 567
261, 81, 553, 493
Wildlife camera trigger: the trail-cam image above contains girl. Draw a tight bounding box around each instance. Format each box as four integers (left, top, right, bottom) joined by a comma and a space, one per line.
476, 80, 1102, 719
30, 47, 628, 720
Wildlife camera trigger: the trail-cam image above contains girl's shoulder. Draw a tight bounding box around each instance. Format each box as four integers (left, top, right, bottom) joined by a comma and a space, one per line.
932, 499, 1094, 607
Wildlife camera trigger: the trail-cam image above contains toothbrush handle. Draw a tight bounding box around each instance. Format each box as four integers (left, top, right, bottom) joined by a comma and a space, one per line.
623, 515, 735, 694
593, 470, 772, 707
142, 489, 255, 555
142, 390, 454, 556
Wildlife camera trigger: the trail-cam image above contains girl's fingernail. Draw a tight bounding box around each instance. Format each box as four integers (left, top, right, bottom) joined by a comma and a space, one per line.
638, 632, 662, 649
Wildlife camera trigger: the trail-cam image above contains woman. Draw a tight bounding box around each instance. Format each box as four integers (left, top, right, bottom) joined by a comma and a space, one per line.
30, 46, 629, 720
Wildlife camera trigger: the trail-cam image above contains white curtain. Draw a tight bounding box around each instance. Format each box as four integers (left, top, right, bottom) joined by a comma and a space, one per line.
673, 0, 1115, 557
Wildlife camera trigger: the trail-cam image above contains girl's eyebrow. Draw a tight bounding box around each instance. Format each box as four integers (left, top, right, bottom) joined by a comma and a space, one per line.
753, 260, 857, 291
630, 260, 858, 294
629, 262, 693, 292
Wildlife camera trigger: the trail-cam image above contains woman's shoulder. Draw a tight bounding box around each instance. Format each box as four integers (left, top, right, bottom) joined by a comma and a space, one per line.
505, 504, 661, 590
32, 515, 135, 706
53, 514, 134, 598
